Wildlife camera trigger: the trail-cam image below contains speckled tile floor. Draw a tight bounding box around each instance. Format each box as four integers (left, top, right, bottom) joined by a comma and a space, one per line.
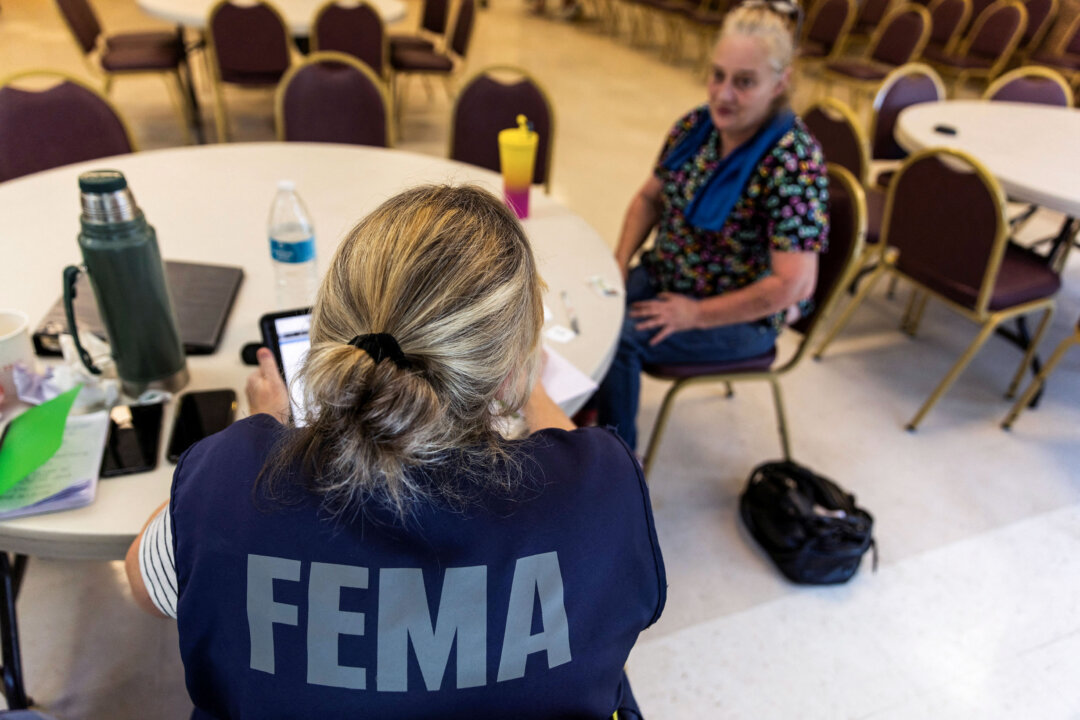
2, 0, 1080, 717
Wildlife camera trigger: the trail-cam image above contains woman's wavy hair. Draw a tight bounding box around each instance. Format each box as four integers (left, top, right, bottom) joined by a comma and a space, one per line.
262, 184, 544, 520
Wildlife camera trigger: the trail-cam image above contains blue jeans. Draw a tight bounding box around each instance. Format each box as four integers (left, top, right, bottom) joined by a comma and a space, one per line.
594, 266, 778, 450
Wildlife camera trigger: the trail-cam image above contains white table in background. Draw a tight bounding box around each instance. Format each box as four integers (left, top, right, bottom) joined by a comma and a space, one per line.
138, 0, 409, 33
0, 143, 623, 561
895, 100, 1080, 217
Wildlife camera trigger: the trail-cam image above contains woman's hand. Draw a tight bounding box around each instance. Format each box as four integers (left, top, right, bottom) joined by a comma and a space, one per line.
246, 348, 290, 423
630, 292, 702, 346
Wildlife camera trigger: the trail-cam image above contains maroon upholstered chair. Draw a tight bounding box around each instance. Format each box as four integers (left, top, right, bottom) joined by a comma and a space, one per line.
1017, 0, 1058, 56
449, 66, 555, 191
824, 4, 933, 106
925, 0, 1029, 90
1028, 10, 1080, 80
0, 72, 134, 183
848, 0, 896, 43
983, 64, 1073, 105
640, 164, 867, 474
798, 0, 857, 67
275, 52, 392, 146
390, 0, 475, 126
867, 62, 945, 194
53, 0, 195, 143
803, 98, 869, 184
813, 148, 1060, 430
388, 0, 450, 55
206, 0, 294, 142
924, 0, 972, 55
311, 1, 388, 79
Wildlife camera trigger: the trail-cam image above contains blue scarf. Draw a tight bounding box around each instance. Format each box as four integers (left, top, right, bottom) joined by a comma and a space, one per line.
662, 108, 796, 232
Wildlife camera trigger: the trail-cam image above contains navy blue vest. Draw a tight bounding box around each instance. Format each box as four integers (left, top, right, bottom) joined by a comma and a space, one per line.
170, 415, 666, 719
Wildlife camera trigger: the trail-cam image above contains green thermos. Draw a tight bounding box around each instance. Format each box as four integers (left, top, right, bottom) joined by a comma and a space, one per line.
63, 169, 189, 396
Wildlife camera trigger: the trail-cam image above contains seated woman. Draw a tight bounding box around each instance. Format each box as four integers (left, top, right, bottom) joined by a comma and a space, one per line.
125, 186, 665, 719
595, 1, 829, 450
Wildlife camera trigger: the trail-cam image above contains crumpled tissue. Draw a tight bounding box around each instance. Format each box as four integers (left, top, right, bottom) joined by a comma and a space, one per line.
14, 332, 120, 411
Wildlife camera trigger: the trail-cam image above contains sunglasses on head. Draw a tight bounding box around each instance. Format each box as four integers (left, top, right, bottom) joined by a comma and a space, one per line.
740, 0, 804, 35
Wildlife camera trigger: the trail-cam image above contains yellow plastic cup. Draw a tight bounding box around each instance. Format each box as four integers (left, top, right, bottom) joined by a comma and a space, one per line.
498, 114, 538, 219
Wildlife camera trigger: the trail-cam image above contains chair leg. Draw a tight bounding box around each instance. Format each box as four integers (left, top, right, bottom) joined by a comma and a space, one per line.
164, 72, 194, 145
905, 320, 999, 431
813, 262, 888, 359
1004, 306, 1054, 399
1002, 330, 1080, 429
724, 382, 734, 398
441, 75, 455, 101
768, 377, 792, 461
885, 274, 899, 299
642, 379, 686, 481
206, 55, 229, 143
901, 291, 929, 336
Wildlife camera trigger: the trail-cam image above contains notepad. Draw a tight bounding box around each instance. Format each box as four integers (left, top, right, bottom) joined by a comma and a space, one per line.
0, 385, 82, 496
0, 411, 109, 520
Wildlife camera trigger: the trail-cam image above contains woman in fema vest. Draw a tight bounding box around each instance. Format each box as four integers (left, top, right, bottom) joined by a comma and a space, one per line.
125, 185, 665, 719
593, 0, 829, 451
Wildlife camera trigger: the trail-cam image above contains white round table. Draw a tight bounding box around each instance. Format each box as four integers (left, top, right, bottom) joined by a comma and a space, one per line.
0, 143, 623, 560
138, 0, 408, 33
895, 100, 1080, 217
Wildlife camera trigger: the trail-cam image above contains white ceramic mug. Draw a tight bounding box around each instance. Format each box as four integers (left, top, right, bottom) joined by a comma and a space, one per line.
0, 310, 35, 408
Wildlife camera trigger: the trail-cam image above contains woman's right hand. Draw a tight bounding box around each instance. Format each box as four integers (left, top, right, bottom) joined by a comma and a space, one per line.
246, 347, 290, 423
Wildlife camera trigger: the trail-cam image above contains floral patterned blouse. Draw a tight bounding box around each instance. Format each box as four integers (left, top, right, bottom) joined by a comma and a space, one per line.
640, 105, 829, 330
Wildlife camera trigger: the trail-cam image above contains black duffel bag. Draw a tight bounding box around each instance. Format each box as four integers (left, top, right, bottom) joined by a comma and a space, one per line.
739, 460, 876, 585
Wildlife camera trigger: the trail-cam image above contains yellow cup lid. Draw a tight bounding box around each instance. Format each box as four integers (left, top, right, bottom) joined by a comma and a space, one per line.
499, 114, 537, 146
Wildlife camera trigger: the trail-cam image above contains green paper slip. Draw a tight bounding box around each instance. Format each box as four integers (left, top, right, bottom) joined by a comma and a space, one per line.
0, 385, 83, 497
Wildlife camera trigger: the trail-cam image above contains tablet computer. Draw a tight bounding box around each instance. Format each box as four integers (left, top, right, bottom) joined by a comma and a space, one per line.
259, 308, 312, 423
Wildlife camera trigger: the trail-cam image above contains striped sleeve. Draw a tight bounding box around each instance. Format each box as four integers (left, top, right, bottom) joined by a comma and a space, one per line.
138, 504, 179, 619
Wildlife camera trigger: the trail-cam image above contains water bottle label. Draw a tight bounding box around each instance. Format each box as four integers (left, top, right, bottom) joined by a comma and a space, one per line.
270, 236, 316, 263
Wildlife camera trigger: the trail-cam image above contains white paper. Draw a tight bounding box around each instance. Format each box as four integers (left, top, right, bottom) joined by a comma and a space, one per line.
544, 325, 577, 344
0, 411, 108, 519
541, 345, 598, 406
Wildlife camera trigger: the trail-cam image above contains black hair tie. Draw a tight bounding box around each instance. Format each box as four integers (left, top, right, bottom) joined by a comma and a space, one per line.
348, 333, 411, 369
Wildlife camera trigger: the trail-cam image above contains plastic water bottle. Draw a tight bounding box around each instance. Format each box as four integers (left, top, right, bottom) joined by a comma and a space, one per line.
268, 180, 318, 309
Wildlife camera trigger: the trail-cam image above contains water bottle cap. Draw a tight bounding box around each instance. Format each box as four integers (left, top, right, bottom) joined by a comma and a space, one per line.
277, 180, 296, 192
79, 169, 128, 194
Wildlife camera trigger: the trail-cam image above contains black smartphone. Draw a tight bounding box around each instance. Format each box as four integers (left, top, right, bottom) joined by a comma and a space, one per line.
100, 402, 164, 478
167, 389, 238, 463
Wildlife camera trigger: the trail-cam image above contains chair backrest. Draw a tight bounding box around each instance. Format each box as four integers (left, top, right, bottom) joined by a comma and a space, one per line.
1054, 11, 1080, 55
869, 4, 933, 66
966, 0, 997, 28
869, 62, 945, 159
803, 0, 857, 55
983, 64, 1072, 105
275, 52, 391, 147
803, 99, 869, 184
1019, 0, 1057, 51
449, 66, 554, 188
927, 0, 972, 49
882, 148, 1007, 314
855, 0, 895, 31
54, 0, 102, 55
420, 0, 451, 35
311, 1, 387, 77
787, 164, 867, 347
208, 0, 292, 85
960, 0, 1027, 61
449, 0, 476, 58
0, 71, 134, 183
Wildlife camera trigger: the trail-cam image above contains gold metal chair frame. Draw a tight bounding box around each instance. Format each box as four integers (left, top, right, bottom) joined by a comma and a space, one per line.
930, 0, 1029, 92
981, 63, 1075, 106
54, 10, 193, 145
641, 164, 868, 476
1027, 12, 1080, 89
866, 62, 944, 191
0, 69, 139, 152
812, 147, 1057, 431
447, 64, 556, 194
205, 0, 296, 143
839, 0, 896, 51
1001, 320, 1080, 429
924, 0, 972, 55
273, 51, 395, 147
822, 3, 933, 113
1017, 0, 1059, 59
310, 0, 392, 83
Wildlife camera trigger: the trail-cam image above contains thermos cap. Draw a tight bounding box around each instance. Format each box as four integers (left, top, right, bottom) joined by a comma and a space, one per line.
78, 169, 128, 194
79, 169, 138, 224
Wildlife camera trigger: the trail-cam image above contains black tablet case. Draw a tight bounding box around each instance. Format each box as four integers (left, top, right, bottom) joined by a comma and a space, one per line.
33, 260, 244, 357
